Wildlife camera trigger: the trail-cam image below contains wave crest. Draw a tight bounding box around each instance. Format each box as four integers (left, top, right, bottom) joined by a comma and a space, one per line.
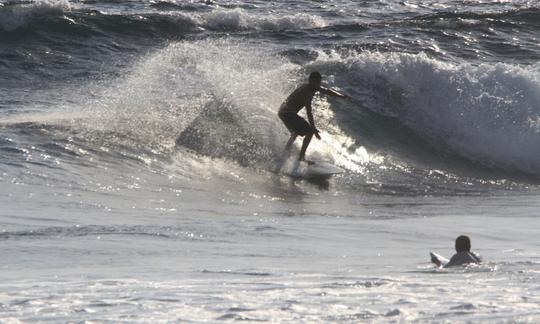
1, 6, 326, 34
199, 8, 326, 31
0, 0, 69, 31
327, 51, 540, 175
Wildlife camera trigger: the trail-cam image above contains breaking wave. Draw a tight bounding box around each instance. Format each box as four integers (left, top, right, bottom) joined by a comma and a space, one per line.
2, 39, 540, 193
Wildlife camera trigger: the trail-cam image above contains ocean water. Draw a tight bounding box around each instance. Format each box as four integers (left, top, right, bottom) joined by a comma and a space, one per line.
1, 0, 540, 322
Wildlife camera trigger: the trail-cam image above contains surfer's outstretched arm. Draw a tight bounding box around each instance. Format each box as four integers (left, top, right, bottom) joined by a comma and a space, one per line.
319, 86, 347, 98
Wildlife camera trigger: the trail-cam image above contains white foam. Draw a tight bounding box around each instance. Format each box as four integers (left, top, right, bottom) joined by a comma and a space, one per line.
0, 0, 69, 31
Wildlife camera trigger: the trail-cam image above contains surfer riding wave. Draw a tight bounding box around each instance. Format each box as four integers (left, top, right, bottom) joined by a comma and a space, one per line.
278, 71, 347, 163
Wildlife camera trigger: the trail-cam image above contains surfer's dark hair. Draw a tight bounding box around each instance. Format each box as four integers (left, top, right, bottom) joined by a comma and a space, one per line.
455, 235, 471, 252
309, 71, 322, 83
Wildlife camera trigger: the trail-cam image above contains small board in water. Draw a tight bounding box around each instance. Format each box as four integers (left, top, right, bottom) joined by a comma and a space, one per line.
430, 252, 449, 267
286, 161, 344, 179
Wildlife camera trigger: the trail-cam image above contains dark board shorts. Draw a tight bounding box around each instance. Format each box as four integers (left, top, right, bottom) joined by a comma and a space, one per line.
278, 112, 313, 136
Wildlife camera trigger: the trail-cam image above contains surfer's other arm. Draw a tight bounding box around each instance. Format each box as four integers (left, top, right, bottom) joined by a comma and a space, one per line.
305, 104, 321, 139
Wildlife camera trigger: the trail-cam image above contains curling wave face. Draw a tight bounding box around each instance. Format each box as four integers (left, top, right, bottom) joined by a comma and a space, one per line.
316, 51, 540, 175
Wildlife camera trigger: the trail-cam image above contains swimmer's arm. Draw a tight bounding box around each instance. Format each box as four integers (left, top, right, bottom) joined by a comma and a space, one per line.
319, 86, 347, 98
471, 252, 482, 263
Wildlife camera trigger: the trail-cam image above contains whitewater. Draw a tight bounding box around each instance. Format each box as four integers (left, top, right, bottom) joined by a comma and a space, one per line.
1, 0, 540, 322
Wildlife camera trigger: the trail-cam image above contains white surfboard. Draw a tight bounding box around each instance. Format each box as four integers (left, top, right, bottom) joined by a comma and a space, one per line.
430, 252, 449, 267
287, 161, 344, 179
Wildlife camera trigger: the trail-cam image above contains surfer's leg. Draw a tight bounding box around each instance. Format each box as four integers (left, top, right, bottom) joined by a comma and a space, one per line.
298, 133, 313, 161
285, 133, 297, 151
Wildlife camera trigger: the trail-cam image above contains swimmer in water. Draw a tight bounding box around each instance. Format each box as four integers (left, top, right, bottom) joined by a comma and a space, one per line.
432, 235, 482, 268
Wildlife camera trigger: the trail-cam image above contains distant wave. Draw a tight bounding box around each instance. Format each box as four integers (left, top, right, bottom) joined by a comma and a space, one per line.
409, 6, 540, 28
196, 8, 326, 31
0, 5, 326, 35
0, 225, 208, 240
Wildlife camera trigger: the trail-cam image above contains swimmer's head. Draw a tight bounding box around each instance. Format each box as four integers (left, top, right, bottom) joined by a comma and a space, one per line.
455, 235, 471, 252
309, 71, 322, 87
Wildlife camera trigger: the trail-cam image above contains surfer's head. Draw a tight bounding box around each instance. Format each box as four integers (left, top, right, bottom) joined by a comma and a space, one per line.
308, 71, 322, 88
455, 235, 471, 252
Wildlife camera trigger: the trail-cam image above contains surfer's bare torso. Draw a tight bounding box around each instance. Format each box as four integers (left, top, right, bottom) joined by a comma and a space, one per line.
279, 84, 316, 114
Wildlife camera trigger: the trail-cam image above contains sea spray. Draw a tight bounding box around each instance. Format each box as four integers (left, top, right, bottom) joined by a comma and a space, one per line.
81, 39, 297, 159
